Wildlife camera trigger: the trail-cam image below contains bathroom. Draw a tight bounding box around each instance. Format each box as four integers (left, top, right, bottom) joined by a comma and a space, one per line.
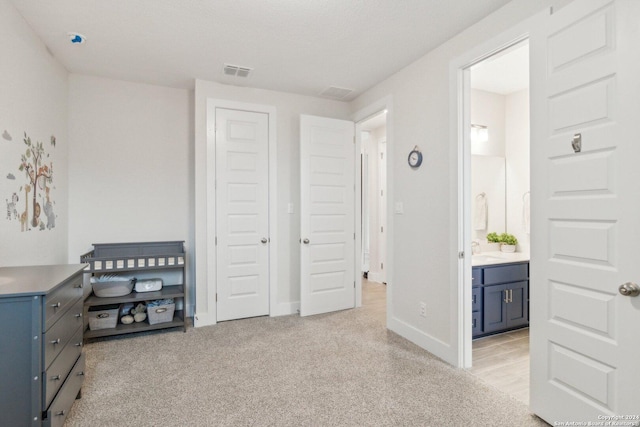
468, 41, 531, 404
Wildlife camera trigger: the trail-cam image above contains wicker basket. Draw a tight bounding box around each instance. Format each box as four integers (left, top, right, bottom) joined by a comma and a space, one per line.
147, 303, 175, 325
88, 304, 120, 330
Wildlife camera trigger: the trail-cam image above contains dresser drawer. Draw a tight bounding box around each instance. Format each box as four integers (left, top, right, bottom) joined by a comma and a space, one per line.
44, 298, 83, 369
44, 352, 85, 427
44, 327, 82, 408
472, 267, 482, 286
44, 273, 83, 331
472, 286, 482, 312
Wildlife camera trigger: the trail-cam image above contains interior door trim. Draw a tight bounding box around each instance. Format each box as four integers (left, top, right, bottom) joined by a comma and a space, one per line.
203, 99, 278, 326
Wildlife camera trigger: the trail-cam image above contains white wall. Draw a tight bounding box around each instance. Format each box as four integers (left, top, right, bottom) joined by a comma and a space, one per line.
505, 88, 530, 253
471, 155, 506, 241
0, 0, 69, 266
349, 0, 569, 364
470, 89, 505, 157
67, 75, 194, 310
194, 79, 352, 323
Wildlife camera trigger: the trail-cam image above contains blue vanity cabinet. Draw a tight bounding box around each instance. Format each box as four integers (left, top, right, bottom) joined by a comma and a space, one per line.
473, 261, 529, 338
471, 285, 483, 336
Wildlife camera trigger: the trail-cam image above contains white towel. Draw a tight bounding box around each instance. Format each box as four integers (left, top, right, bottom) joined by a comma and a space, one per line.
522, 192, 530, 234
474, 193, 487, 231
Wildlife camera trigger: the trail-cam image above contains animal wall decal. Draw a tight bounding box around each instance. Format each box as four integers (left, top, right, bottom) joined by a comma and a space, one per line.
5, 192, 18, 220
3, 131, 58, 231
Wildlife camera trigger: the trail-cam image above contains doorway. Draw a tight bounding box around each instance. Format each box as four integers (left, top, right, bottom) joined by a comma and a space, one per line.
463, 40, 531, 403
360, 110, 388, 286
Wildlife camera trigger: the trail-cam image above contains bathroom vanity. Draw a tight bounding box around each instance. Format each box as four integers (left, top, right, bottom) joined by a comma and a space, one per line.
471, 253, 529, 338
0, 264, 86, 426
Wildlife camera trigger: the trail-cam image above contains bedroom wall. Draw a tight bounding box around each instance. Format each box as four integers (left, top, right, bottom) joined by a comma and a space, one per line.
194, 79, 352, 324
0, 0, 69, 267
67, 74, 194, 311
348, 0, 571, 364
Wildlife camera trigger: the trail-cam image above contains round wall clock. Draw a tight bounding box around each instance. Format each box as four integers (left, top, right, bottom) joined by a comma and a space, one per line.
408, 147, 423, 168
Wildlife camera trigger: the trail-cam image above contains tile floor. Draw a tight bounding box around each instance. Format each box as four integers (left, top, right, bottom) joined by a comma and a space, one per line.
469, 328, 530, 405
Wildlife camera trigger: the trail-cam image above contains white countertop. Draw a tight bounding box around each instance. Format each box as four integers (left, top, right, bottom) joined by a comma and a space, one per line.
471, 251, 529, 267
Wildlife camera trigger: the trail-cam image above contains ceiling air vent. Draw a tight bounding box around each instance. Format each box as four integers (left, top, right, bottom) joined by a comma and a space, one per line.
320, 86, 353, 100
223, 64, 252, 77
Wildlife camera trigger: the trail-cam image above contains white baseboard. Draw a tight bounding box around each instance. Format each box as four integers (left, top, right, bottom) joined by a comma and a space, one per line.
388, 316, 455, 365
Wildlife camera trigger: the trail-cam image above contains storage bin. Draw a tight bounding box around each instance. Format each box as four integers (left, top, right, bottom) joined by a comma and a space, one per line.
91, 277, 134, 297
88, 304, 120, 330
147, 302, 175, 325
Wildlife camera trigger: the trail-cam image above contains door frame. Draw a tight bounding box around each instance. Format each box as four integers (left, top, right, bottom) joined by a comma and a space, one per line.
353, 96, 393, 323
205, 99, 278, 324
451, 11, 549, 368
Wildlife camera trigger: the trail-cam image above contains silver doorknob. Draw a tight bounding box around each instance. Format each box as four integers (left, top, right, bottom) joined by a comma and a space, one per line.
261, 238, 268, 244
619, 282, 640, 297
303, 238, 310, 244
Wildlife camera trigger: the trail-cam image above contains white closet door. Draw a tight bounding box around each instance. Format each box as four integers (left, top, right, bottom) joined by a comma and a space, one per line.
300, 115, 355, 316
216, 108, 270, 322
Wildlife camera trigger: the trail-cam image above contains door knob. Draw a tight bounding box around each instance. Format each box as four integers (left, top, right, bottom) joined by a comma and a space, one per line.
619, 282, 640, 297
303, 238, 310, 244
261, 238, 268, 244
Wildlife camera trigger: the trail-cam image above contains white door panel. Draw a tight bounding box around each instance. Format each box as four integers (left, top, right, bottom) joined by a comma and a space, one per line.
530, 0, 640, 421
300, 115, 355, 316
216, 108, 270, 322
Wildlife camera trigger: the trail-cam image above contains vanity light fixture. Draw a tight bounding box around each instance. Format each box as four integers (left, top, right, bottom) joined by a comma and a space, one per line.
470, 124, 489, 144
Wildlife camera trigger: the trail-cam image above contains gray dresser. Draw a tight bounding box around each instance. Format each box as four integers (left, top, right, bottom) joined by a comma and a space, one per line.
0, 264, 86, 427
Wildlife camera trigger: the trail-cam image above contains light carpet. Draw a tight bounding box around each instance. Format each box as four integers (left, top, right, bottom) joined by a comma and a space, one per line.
66, 293, 546, 426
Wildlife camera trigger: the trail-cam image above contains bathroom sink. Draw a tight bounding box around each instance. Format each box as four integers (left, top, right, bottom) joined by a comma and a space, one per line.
472, 254, 503, 262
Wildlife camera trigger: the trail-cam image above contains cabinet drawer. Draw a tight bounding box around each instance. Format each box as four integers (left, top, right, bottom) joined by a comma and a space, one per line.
483, 263, 528, 285
44, 273, 83, 331
44, 298, 83, 369
43, 327, 82, 408
44, 352, 85, 427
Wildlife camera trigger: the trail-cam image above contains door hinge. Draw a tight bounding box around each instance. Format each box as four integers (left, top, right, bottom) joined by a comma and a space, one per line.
354, 281, 356, 288
380, 153, 384, 160
381, 262, 384, 270
353, 136, 356, 144
381, 190, 383, 196
458, 251, 465, 259
215, 293, 218, 302
354, 233, 356, 240
215, 237, 218, 245
380, 226, 383, 233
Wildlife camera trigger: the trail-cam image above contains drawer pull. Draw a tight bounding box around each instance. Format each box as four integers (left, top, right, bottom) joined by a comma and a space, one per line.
51, 338, 61, 345
55, 410, 65, 416
51, 302, 61, 308
78, 371, 85, 376
75, 282, 83, 289
75, 341, 83, 347
75, 313, 83, 318
52, 375, 61, 381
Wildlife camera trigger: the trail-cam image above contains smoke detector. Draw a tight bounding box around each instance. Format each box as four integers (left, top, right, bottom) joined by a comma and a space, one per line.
223, 64, 252, 78
320, 86, 353, 100
68, 32, 87, 44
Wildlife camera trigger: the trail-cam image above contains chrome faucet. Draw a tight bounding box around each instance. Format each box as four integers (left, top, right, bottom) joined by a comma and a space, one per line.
471, 240, 480, 254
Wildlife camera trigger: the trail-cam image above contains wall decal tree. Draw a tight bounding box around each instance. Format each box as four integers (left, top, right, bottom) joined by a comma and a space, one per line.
19, 132, 53, 228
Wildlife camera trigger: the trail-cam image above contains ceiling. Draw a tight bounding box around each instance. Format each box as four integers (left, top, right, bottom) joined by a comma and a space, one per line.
11, 0, 513, 101
471, 42, 529, 95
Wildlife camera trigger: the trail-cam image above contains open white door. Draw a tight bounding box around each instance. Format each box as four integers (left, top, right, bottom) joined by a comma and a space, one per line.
530, 0, 640, 422
216, 108, 270, 322
300, 115, 356, 316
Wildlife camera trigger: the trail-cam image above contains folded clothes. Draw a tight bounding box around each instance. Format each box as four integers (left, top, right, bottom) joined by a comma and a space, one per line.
147, 298, 174, 308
